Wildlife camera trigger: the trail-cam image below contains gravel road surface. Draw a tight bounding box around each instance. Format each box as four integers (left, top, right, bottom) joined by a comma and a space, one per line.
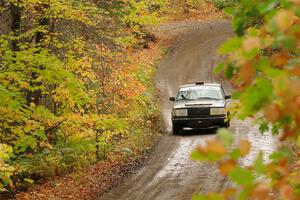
99, 21, 277, 200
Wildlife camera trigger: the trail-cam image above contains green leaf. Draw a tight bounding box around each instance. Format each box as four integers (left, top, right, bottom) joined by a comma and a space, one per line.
256, 58, 270, 70
225, 64, 235, 79
297, 135, 300, 147
269, 147, 292, 162
191, 150, 206, 161
280, 35, 296, 49
237, 187, 252, 200
24, 178, 34, 184
230, 149, 241, 160
192, 194, 206, 200
191, 148, 224, 162
239, 78, 273, 118
232, 91, 241, 99
214, 63, 225, 74
224, 6, 235, 15
254, 152, 266, 174
193, 193, 224, 200
217, 128, 233, 147
271, 124, 280, 136
259, 122, 269, 133
218, 38, 242, 54
229, 167, 255, 186
257, 1, 278, 15
232, 17, 246, 36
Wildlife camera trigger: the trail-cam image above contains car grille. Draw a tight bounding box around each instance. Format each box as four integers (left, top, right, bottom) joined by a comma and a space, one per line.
188, 107, 210, 118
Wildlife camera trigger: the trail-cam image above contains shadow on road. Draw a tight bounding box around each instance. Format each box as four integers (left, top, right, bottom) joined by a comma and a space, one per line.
176, 128, 218, 136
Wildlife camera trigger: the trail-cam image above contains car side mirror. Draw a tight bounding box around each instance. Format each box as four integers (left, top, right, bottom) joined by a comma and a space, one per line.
225, 95, 231, 100
169, 97, 175, 101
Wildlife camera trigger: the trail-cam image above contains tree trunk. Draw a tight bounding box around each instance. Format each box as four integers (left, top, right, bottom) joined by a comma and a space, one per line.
96, 130, 100, 161
183, 0, 189, 14
10, 2, 21, 51
26, 6, 50, 105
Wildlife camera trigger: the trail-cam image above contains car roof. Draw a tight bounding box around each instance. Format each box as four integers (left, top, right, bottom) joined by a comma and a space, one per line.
179, 83, 221, 89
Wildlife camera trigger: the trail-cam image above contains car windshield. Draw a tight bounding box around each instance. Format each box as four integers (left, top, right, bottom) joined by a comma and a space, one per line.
176, 86, 223, 101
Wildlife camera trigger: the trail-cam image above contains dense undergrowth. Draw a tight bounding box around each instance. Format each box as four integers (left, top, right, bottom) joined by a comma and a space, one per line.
210, 0, 236, 9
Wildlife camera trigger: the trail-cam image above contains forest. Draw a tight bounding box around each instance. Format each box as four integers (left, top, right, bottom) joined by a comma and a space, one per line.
1, 0, 300, 199
0, 0, 169, 193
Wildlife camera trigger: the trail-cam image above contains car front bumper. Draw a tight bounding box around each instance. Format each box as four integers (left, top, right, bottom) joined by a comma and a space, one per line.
172, 116, 226, 129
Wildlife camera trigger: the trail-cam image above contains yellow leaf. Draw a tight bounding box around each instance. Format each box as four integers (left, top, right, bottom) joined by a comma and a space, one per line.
274, 10, 295, 31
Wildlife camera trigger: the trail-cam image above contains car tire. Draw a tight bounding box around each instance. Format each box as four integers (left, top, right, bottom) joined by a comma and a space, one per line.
222, 120, 230, 128
172, 123, 181, 135
223, 113, 230, 128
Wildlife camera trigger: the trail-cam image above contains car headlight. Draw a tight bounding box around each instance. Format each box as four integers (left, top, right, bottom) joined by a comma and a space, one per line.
172, 109, 188, 117
210, 107, 226, 115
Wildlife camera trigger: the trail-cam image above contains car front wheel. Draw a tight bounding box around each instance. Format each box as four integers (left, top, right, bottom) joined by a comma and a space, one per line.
222, 120, 230, 128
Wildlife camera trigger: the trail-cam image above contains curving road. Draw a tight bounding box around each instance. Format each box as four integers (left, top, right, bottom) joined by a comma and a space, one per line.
99, 21, 277, 200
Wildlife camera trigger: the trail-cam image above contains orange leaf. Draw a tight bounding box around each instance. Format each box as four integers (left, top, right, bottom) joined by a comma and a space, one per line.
281, 126, 297, 141
296, 96, 300, 109
284, 99, 298, 114
271, 51, 290, 67
289, 67, 300, 77
251, 183, 271, 200
219, 160, 236, 176
264, 103, 282, 122
239, 62, 254, 85
288, 82, 300, 97
296, 114, 300, 127
239, 140, 251, 157
279, 184, 294, 200
290, 0, 300, 6
276, 159, 290, 175
223, 188, 237, 198
207, 140, 227, 156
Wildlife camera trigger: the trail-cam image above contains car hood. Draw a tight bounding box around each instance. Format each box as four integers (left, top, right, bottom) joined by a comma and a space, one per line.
173, 99, 225, 109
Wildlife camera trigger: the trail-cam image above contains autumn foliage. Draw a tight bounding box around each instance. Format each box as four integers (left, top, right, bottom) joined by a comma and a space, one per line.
0, 0, 169, 192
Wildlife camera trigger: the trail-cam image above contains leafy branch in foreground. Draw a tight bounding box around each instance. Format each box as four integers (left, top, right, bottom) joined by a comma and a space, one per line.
193, 0, 300, 199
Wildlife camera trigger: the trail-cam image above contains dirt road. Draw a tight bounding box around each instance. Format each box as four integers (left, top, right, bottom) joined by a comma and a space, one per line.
99, 21, 277, 200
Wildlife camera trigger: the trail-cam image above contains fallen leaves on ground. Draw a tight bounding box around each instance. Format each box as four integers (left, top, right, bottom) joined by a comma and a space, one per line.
172, 2, 229, 22
16, 158, 145, 200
